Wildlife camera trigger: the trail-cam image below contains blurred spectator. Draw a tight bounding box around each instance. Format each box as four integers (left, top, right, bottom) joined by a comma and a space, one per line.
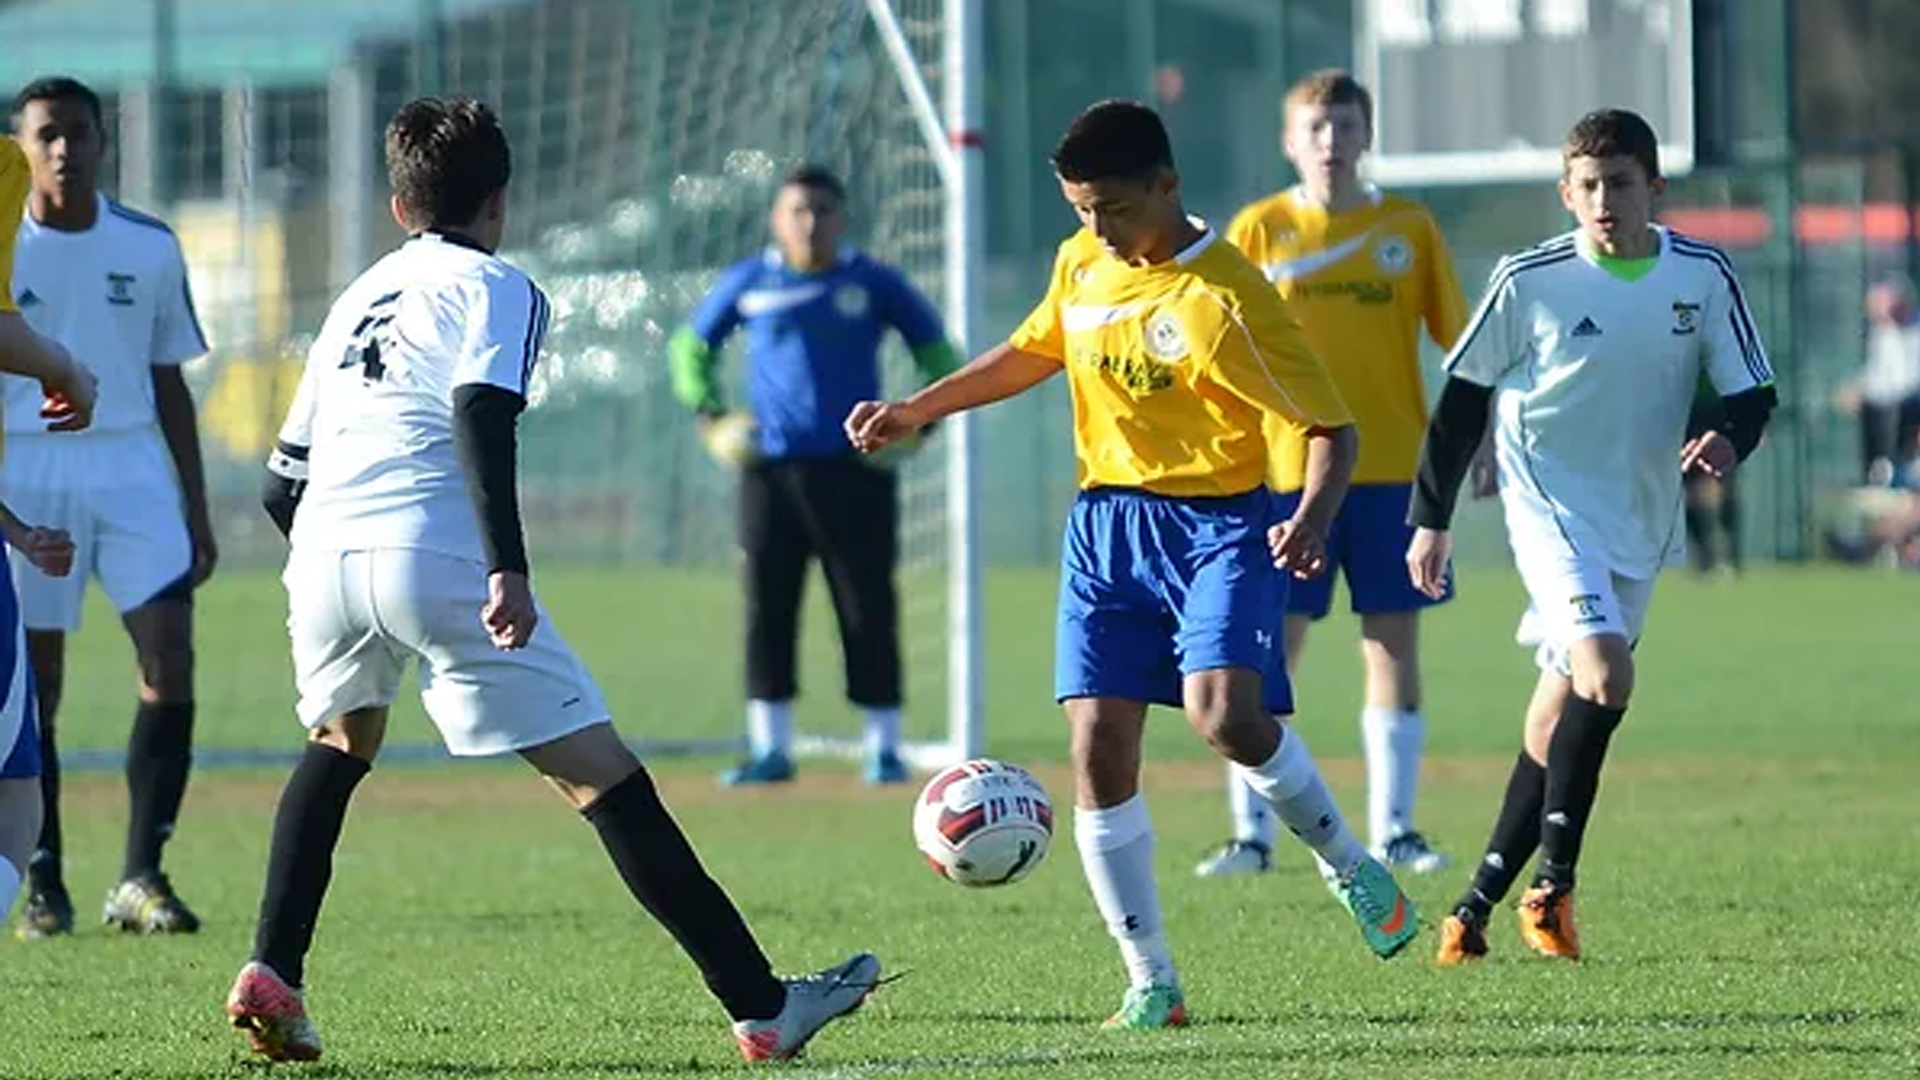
1835, 277, 1920, 483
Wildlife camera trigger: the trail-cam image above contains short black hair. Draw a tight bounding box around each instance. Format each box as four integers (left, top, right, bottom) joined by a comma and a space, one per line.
11, 75, 104, 130
1050, 100, 1175, 184
384, 97, 512, 231
1563, 108, 1661, 180
781, 164, 846, 204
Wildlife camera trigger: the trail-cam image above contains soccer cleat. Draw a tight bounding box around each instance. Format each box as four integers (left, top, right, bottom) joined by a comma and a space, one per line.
719, 751, 797, 787
863, 749, 910, 786
14, 876, 75, 940
1192, 838, 1272, 877
732, 952, 881, 1062
1517, 883, 1581, 960
102, 873, 202, 934
1435, 912, 1490, 966
1376, 830, 1451, 875
1101, 983, 1188, 1030
226, 961, 324, 1062
1329, 856, 1419, 959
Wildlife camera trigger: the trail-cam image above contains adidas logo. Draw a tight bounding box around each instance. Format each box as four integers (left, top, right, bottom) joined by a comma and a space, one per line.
16, 288, 41, 308
1570, 316, 1602, 337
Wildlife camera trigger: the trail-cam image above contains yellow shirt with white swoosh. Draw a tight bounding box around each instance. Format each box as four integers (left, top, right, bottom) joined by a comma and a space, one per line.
0, 140, 25, 317
1228, 187, 1468, 489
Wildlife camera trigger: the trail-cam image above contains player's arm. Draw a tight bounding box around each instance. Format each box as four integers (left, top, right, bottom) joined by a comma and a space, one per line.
668, 263, 751, 419
1683, 253, 1779, 477
261, 357, 318, 539
874, 263, 962, 384
152, 236, 218, 581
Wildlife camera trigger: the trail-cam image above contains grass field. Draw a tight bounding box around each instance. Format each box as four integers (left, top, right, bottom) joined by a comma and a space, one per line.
4, 565, 1918, 1078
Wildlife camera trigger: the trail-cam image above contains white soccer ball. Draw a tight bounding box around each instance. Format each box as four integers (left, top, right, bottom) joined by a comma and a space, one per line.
913, 759, 1053, 887
702, 411, 759, 468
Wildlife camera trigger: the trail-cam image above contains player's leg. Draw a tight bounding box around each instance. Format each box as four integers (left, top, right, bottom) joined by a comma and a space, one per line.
1435, 670, 1565, 965
16, 630, 69, 937
1198, 489, 1328, 878
94, 458, 201, 932
731, 461, 810, 783
1682, 472, 1717, 573
1717, 473, 1743, 573
1053, 490, 1186, 1029
107, 585, 200, 933
1, 635, 43, 923
1169, 491, 1416, 959
803, 459, 906, 783
228, 549, 402, 1062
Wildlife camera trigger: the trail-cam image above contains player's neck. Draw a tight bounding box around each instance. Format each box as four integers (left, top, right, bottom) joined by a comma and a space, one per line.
1295, 178, 1369, 214
29, 189, 98, 232
781, 247, 835, 274
1137, 214, 1205, 267
1588, 225, 1659, 260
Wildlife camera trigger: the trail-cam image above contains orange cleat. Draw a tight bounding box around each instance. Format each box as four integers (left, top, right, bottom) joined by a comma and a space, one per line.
1435, 913, 1490, 966
1517, 884, 1581, 960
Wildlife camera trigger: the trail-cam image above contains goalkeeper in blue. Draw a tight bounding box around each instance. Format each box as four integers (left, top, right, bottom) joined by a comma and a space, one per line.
670, 165, 961, 787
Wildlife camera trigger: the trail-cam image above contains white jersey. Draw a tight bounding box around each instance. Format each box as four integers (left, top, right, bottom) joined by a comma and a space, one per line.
1446, 226, 1773, 577
278, 232, 551, 563
7, 193, 207, 435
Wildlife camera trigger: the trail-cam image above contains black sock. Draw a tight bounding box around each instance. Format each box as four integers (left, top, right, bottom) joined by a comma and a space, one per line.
582, 767, 784, 1022
253, 744, 370, 988
124, 701, 195, 880
1683, 502, 1714, 571
1456, 750, 1546, 922
32, 712, 62, 883
1535, 695, 1627, 890
1720, 489, 1742, 569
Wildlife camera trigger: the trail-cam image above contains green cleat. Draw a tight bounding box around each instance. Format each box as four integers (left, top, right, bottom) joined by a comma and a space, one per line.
1330, 856, 1418, 959
1101, 984, 1188, 1030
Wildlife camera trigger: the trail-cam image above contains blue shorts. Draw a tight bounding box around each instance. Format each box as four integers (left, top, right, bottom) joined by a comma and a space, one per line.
0, 552, 40, 781
1272, 482, 1452, 620
1055, 487, 1294, 714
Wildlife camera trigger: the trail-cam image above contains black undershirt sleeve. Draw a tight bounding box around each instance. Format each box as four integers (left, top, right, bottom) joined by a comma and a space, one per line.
453, 383, 531, 576
1408, 376, 1495, 531
261, 439, 309, 540
1717, 384, 1778, 462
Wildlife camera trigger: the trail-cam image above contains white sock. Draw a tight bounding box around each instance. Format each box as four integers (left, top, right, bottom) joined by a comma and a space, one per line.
861, 706, 902, 758
1226, 763, 1277, 848
1234, 727, 1369, 878
1362, 706, 1425, 847
1073, 796, 1177, 990
746, 699, 793, 758
0, 856, 20, 918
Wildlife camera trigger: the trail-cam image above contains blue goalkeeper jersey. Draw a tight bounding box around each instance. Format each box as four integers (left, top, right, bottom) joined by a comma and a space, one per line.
685, 247, 947, 460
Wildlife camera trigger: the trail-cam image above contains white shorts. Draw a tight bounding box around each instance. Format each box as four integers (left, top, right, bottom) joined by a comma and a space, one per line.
1513, 547, 1657, 676
283, 547, 610, 756
0, 429, 193, 631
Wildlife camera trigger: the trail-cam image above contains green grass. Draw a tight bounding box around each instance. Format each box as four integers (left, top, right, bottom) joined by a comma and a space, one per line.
5, 566, 1919, 1078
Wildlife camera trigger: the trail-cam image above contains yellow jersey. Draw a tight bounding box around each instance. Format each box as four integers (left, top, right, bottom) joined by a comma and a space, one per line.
1227, 188, 1467, 490
1008, 226, 1351, 498
0, 140, 24, 315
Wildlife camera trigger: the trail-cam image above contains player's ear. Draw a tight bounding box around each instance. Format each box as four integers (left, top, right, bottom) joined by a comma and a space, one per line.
1649, 173, 1668, 198
1155, 165, 1179, 201
484, 186, 507, 224
388, 194, 411, 234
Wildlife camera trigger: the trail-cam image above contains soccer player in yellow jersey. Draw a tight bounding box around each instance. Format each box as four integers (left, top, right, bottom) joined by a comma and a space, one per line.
847, 100, 1417, 1030
1197, 70, 1470, 880
0, 135, 98, 927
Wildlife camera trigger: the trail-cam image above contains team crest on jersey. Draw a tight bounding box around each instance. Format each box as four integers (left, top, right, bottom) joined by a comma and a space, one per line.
106, 272, 136, 306
1143, 310, 1189, 362
833, 284, 870, 318
1671, 300, 1701, 336
1568, 593, 1606, 626
1372, 236, 1413, 275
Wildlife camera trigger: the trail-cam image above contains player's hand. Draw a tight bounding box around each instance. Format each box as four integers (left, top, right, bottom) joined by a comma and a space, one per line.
845, 399, 928, 453
17, 526, 75, 578
482, 570, 538, 650
1680, 431, 1737, 478
1268, 516, 1329, 578
1406, 527, 1453, 600
1469, 447, 1500, 499
188, 517, 220, 586
39, 351, 97, 433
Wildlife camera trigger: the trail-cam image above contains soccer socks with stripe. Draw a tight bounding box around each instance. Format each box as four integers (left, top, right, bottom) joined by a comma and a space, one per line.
1074, 796, 1177, 990
253, 744, 370, 988
1226, 765, 1277, 848
1456, 750, 1546, 922
1536, 695, 1626, 889
1362, 706, 1425, 847
746, 699, 793, 759
861, 706, 902, 758
1234, 727, 1369, 878
582, 766, 786, 1022
125, 701, 195, 879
